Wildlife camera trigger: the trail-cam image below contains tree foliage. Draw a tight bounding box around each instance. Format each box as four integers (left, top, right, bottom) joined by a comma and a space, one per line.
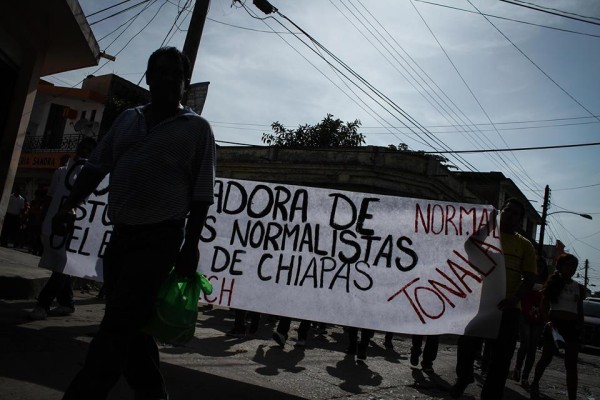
262, 114, 365, 148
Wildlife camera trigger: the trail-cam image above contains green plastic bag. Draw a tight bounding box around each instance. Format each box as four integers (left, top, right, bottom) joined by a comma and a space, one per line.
143, 271, 211, 345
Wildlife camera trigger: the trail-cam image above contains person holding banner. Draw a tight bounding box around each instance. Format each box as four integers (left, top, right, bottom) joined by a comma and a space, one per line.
53, 47, 216, 400
530, 253, 584, 400
410, 334, 440, 373
511, 255, 548, 387
29, 137, 96, 321
450, 198, 536, 399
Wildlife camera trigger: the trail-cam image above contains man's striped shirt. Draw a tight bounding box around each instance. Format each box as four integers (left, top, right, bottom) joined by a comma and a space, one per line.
85, 105, 216, 225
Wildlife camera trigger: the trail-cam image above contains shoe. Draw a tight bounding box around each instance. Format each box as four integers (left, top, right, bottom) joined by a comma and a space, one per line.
294, 339, 306, 347
512, 369, 521, 382
48, 305, 75, 316
226, 328, 246, 338
449, 379, 473, 398
272, 331, 286, 347
28, 306, 47, 320
421, 363, 434, 373
410, 349, 419, 367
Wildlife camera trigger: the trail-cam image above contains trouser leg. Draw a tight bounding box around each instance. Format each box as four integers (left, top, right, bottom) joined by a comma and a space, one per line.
411, 335, 424, 358
233, 310, 247, 331
422, 335, 440, 367
56, 274, 74, 308
522, 323, 543, 380
347, 327, 358, 353
62, 224, 183, 400
37, 271, 65, 310
276, 317, 292, 337
455, 335, 481, 383
297, 320, 311, 341
481, 308, 520, 400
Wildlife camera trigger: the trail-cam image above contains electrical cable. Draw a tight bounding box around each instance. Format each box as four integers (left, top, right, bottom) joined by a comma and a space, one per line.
475, 0, 600, 124
414, 0, 600, 38
427, 141, 600, 154
86, 0, 134, 18
239, 4, 433, 151
508, 0, 600, 21
410, 0, 543, 197
89, 0, 151, 26
500, 0, 600, 26
265, 6, 479, 171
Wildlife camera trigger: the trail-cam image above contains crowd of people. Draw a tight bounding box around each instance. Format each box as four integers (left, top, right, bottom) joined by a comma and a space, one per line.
2, 46, 586, 400
0, 186, 48, 255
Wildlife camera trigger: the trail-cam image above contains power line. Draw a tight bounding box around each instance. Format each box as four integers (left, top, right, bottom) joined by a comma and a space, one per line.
271, 6, 479, 171
500, 0, 600, 26
414, 0, 600, 38
89, 0, 151, 26
237, 4, 430, 152
86, 0, 134, 18
239, 1, 478, 170
410, 0, 543, 196
426, 141, 600, 154
206, 17, 299, 34
508, 0, 600, 21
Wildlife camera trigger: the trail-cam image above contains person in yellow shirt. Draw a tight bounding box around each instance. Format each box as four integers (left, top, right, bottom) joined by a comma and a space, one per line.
451, 198, 536, 399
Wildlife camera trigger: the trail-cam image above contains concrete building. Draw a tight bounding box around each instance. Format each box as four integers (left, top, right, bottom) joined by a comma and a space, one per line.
453, 171, 542, 241
14, 74, 150, 198
0, 0, 100, 230
215, 146, 541, 242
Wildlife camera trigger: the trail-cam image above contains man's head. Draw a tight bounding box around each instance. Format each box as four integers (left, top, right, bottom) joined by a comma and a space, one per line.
76, 137, 97, 159
146, 47, 191, 108
500, 197, 525, 234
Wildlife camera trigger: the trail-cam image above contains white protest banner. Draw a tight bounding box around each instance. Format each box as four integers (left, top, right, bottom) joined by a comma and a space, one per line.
201, 179, 505, 338
45, 177, 505, 338
39, 160, 110, 280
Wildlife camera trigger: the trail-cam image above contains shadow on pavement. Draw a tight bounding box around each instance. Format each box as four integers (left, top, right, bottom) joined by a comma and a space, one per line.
325, 353, 383, 393
0, 300, 305, 400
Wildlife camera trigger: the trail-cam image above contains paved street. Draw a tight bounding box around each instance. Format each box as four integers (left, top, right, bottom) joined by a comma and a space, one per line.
1, 247, 599, 399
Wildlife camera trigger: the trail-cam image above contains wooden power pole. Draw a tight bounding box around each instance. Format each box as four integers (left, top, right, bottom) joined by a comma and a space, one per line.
182, 0, 210, 105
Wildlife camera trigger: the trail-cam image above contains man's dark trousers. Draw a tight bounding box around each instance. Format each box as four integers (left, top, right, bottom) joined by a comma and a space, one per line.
63, 221, 184, 400
455, 307, 520, 400
37, 271, 74, 310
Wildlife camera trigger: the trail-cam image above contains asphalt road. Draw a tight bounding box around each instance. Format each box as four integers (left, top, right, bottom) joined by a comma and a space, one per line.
1, 289, 600, 400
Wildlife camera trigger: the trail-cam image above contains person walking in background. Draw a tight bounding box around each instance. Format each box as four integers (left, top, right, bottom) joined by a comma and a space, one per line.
272, 317, 312, 348
512, 255, 548, 387
29, 138, 97, 321
410, 335, 440, 373
227, 309, 261, 337
450, 198, 537, 399
346, 327, 374, 362
53, 47, 216, 400
530, 253, 584, 400
1, 187, 25, 247
25, 186, 49, 256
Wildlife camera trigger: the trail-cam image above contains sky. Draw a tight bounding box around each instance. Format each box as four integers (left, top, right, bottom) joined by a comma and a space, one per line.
49, 0, 600, 290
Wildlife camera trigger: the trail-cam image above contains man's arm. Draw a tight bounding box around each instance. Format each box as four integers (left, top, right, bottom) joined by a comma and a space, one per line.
174, 200, 211, 277
52, 167, 106, 236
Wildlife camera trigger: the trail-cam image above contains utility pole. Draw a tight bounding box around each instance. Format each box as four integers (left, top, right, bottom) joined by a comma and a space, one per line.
182, 0, 211, 105
584, 259, 589, 293
537, 185, 550, 256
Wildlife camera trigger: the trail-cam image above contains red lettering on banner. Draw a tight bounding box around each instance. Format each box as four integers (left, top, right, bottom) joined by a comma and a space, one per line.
387, 246, 494, 323
414, 203, 496, 237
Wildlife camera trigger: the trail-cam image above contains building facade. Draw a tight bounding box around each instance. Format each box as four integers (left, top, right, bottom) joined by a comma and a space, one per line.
0, 0, 99, 230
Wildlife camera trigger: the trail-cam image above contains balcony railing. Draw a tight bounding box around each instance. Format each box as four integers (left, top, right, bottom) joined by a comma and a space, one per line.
22, 133, 95, 152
